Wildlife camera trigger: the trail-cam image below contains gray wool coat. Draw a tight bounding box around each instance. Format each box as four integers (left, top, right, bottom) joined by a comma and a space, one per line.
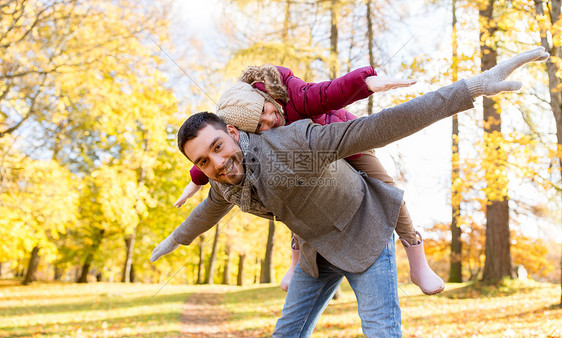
172, 80, 475, 278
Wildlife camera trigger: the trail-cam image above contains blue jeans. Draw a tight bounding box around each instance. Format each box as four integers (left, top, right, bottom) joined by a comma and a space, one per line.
273, 235, 401, 337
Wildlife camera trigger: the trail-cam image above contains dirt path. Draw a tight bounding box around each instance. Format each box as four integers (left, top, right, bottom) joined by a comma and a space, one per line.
179, 291, 231, 337
179, 289, 265, 337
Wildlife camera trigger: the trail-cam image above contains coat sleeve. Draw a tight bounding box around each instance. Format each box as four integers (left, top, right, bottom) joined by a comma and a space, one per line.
172, 185, 234, 245
280, 66, 376, 119
190, 166, 209, 185
304, 80, 475, 160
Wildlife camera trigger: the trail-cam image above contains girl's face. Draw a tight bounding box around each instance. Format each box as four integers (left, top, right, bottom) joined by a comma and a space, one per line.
255, 101, 285, 133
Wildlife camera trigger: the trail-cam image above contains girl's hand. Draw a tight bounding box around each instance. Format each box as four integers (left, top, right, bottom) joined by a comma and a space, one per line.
174, 181, 202, 208
365, 75, 416, 93
281, 248, 300, 292
280, 268, 294, 292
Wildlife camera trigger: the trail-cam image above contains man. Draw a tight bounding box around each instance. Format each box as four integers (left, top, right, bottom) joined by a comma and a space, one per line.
151, 48, 548, 337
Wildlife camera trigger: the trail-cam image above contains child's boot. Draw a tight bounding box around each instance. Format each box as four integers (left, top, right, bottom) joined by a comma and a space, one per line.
400, 231, 445, 295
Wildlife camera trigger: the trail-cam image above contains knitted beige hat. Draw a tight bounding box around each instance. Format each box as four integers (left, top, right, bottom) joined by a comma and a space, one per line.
216, 82, 264, 132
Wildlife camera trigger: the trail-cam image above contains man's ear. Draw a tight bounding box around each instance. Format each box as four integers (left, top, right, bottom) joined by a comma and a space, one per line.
226, 125, 239, 142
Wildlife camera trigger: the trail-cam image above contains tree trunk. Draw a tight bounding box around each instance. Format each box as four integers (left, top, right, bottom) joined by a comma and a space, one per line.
77, 229, 105, 283
197, 235, 206, 284
122, 137, 146, 283
77, 257, 92, 283
129, 263, 135, 283
122, 227, 137, 283
54, 265, 64, 281
256, 257, 261, 284
366, 0, 375, 115
237, 253, 246, 286
282, 0, 290, 42
329, 0, 339, 79
261, 220, 276, 283
206, 225, 221, 285
450, 203, 463, 282
23, 246, 40, 285
534, 0, 562, 306
482, 199, 511, 281
478, 0, 512, 283
223, 246, 231, 285
449, 0, 462, 283
277, 0, 291, 66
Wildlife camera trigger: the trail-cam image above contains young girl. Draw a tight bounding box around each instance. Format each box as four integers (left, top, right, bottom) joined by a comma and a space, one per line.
176, 65, 444, 295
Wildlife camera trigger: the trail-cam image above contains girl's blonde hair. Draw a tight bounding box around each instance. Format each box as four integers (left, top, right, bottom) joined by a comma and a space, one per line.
239, 64, 289, 104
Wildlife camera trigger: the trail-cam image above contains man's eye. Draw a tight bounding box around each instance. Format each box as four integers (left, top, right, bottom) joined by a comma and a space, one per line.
200, 159, 207, 166
216, 142, 222, 150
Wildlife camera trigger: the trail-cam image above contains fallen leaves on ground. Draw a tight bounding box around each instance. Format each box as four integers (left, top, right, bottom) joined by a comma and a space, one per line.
0, 279, 559, 337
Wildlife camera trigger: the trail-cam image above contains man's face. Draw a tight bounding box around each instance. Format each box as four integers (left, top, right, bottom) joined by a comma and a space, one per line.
184, 124, 245, 185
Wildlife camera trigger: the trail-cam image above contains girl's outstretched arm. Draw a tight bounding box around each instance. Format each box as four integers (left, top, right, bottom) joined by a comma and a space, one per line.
173, 166, 209, 208
280, 66, 415, 120
281, 66, 375, 119
174, 181, 202, 208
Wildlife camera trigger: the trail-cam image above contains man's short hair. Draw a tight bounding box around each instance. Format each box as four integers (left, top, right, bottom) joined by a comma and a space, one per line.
177, 112, 228, 158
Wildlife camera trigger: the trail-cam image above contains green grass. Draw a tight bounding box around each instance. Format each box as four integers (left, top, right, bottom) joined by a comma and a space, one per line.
220, 280, 562, 337
1, 279, 560, 337
0, 280, 195, 337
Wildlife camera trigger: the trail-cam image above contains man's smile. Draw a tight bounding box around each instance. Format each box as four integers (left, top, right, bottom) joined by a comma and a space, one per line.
220, 159, 235, 177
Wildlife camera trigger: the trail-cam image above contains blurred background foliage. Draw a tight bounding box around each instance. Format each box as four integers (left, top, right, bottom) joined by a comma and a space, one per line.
0, 0, 560, 296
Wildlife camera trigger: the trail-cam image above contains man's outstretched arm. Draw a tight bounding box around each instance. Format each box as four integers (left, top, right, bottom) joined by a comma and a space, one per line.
305, 47, 549, 159
151, 187, 234, 262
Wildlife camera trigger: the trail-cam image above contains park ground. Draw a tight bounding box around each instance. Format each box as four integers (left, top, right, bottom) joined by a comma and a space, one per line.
0, 279, 560, 337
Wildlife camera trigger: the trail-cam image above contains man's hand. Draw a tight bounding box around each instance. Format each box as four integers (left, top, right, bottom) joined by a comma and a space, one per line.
465, 47, 550, 98
174, 181, 201, 208
150, 234, 180, 262
365, 75, 416, 93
